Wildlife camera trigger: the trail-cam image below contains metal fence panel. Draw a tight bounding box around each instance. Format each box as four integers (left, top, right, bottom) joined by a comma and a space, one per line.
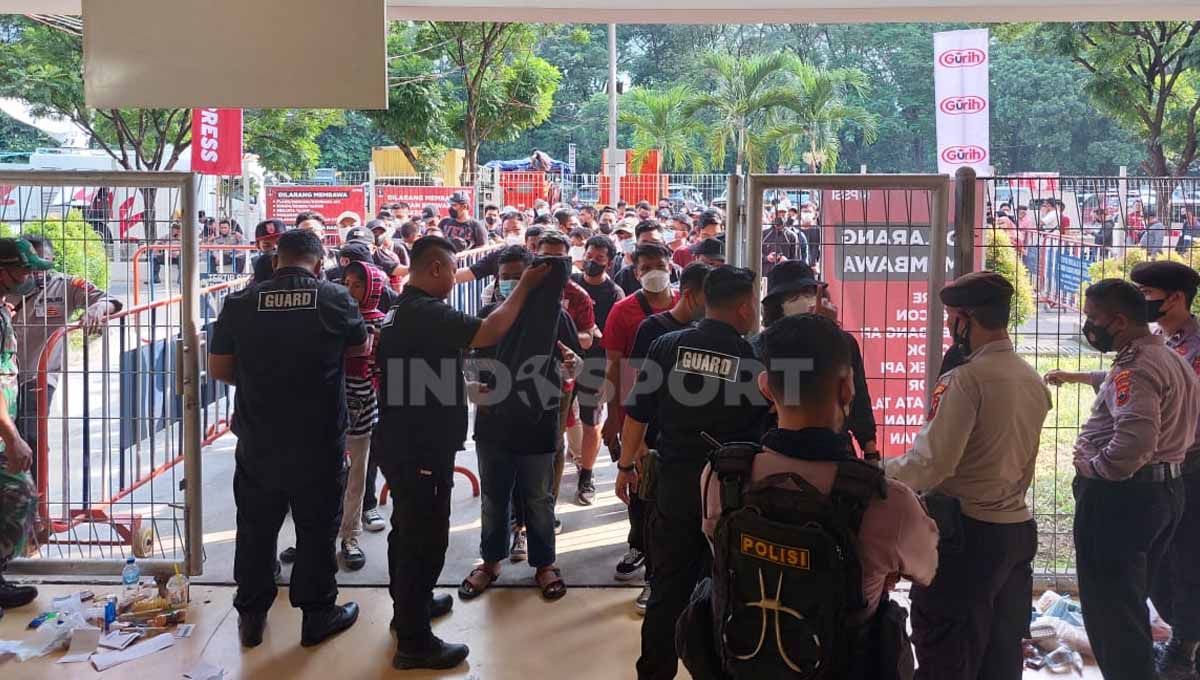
0, 171, 217, 578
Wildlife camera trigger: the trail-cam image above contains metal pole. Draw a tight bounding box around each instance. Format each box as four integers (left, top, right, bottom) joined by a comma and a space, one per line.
954, 167, 977, 276
746, 175, 764, 334
180, 173, 205, 577
926, 179, 951, 401
726, 174, 742, 267
607, 23, 620, 206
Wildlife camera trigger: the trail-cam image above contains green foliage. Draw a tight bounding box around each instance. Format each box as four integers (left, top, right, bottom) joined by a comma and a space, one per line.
243, 110, 343, 176
1, 213, 109, 289
316, 111, 389, 172
765, 63, 878, 173
0, 111, 53, 152
619, 86, 708, 172
1083, 248, 1200, 316
983, 228, 1035, 327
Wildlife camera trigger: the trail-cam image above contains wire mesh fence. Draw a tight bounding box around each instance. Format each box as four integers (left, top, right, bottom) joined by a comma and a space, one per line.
0, 172, 218, 577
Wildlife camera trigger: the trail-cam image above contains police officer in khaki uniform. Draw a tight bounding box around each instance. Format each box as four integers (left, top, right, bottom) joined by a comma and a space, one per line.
887, 271, 1052, 680
1047, 278, 1200, 680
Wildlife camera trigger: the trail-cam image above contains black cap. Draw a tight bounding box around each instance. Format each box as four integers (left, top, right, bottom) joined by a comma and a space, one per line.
698, 210, 722, 228
939, 271, 1015, 308
636, 200, 651, 210
339, 242, 372, 263
255, 219, 287, 241
366, 219, 388, 233
421, 205, 438, 220
344, 226, 372, 244
672, 213, 691, 225
448, 191, 470, 206
764, 260, 821, 301
693, 238, 725, 261
1131, 261, 1200, 294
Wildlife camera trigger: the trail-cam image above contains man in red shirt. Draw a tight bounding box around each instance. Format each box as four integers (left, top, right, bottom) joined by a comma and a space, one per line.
601, 243, 678, 609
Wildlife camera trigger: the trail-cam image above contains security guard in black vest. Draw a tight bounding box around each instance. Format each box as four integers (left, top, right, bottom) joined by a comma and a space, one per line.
209, 229, 368, 648
614, 265, 770, 680
376, 236, 549, 671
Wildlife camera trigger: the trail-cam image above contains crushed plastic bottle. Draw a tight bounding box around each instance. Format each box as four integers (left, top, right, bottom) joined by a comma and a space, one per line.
121, 557, 140, 596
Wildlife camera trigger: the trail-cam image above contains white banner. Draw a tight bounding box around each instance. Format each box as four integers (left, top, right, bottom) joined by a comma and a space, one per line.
934, 29, 990, 176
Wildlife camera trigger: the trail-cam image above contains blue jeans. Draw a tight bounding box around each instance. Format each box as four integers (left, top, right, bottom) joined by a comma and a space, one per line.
476, 441, 556, 568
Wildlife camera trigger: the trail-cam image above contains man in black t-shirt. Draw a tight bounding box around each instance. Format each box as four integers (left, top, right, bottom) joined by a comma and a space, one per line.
614, 221, 683, 295
569, 235, 626, 504
436, 191, 488, 251
376, 237, 548, 671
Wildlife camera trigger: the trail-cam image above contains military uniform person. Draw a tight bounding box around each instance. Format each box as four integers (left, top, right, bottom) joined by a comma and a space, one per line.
1129, 261, 1200, 677
1050, 278, 1200, 680
887, 271, 1052, 680
209, 229, 366, 649
614, 266, 770, 680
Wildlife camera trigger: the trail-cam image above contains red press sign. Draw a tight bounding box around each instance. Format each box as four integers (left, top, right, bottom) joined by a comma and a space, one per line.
190, 108, 243, 176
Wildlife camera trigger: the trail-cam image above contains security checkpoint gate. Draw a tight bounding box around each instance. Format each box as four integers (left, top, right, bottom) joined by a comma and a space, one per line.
0, 171, 211, 579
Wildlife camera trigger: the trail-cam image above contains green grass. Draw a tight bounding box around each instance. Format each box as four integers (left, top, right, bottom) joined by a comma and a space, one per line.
1021, 351, 1105, 573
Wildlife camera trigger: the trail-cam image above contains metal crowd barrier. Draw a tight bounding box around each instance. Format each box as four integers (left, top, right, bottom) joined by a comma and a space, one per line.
132, 243, 259, 306
450, 243, 504, 317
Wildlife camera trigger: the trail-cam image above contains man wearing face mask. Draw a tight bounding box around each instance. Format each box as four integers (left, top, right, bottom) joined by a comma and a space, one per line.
615, 266, 770, 680
799, 202, 822, 266
454, 210, 526, 287
10, 235, 121, 486
481, 203, 500, 237
208, 229, 369, 649
437, 192, 487, 251
762, 200, 807, 275
887, 271, 1051, 680
756, 261, 877, 459
614, 222, 684, 296
1048, 275, 1200, 680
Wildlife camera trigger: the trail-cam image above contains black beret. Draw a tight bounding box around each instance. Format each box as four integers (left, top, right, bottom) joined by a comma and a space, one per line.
1130, 261, 1200, 294
939, 271, 1014, 308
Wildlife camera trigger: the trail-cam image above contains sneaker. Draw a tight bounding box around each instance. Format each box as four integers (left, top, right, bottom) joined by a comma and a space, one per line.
554, 518, 563, 535
614, 549, 646, 581
341, 538, 366, 571
575, 470, 595, 506
635, 585, 651, 615
362, 508, 387, 533
510, 529, 527, 562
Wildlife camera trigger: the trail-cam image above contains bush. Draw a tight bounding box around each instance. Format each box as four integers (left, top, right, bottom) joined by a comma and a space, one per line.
1081, 249, 1200, 316
1, 212, 110, 290
984, 228, 1035, 328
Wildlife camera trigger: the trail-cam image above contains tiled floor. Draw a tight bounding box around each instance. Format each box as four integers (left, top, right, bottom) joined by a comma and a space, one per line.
0, 584, 1103, 679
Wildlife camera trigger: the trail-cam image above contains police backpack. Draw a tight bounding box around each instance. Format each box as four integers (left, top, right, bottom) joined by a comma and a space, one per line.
703, 442, 887, 679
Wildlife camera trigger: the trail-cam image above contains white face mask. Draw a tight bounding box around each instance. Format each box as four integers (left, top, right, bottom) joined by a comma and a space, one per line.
663, 229, 677, 243
782, 294, 819, 317
569, 245, 586, 262
618, 238, 636, 255
641, 269, 671, 294
505, 234, 523, 246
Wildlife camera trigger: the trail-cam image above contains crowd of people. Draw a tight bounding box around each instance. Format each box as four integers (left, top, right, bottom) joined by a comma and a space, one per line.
3, 189, 1200, 680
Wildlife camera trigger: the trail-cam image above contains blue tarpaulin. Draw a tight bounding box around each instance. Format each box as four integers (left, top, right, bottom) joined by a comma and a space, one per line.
483, 151, 571, 174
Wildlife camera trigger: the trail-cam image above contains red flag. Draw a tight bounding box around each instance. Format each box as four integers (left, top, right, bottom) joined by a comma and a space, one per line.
190, 108, 243, 175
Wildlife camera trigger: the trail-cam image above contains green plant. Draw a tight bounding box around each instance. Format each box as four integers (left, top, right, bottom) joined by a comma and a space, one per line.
984, 228, 1035, 328
619, 86, 708, 173
1080, 248, 1200, 316
2, 212, 110, 290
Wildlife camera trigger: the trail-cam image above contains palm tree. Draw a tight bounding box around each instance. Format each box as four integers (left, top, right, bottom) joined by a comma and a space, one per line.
619, 86, 708, 173
765, 64, 879, 173
687, 52, 801, 173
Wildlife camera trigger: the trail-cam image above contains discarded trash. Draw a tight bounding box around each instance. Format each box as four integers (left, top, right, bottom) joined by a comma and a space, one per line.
183, 660, 225, 680
98, 630, 141, 651
90, 631, 174, 672
56, 627, 101, 664
1044, 644, 1084, 675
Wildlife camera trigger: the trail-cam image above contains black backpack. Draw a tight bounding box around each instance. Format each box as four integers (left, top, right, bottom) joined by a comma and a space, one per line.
706, 442, 886, 679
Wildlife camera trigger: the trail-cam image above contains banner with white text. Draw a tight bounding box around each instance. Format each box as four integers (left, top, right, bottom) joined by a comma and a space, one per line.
934, 29, 990, 176
190, 108, 243, 176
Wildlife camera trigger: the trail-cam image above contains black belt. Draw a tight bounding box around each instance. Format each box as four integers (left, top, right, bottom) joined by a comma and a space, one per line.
1182, 457, 1200, 477
1128, 462, 1183, 483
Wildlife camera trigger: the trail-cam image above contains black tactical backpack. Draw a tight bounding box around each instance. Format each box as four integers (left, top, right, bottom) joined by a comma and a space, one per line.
705, 442, 886, 679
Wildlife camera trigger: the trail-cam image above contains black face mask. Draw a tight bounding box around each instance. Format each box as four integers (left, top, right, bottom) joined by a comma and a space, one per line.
484, 215, 497, 226
1083, 319, 1117, 353
584, 260, 606, 277
1147, 298, 1167, 322
773, 217, 785, 227
951, 315, 972, 356
599, 224, 613, 235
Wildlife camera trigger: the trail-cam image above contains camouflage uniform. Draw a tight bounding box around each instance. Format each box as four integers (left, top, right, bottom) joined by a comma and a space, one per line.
0, 303, 35, 568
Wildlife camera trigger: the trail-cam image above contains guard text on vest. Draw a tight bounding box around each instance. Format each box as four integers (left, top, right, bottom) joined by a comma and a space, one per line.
258, 290, 317, 311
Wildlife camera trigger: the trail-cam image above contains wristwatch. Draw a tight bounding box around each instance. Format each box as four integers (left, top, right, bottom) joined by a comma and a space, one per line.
617, 461, 638, 472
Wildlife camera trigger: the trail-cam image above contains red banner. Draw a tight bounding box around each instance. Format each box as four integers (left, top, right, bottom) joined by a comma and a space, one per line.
190, 108, 243, 176
265, 185, 367, 225
820, 187, 983, 457
374, 185, 473, 218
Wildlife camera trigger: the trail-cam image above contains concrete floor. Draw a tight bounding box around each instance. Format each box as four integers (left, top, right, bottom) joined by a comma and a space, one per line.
0, 584, 1103, 679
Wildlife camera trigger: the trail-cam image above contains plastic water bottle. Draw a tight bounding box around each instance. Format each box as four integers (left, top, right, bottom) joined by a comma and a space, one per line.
121, 557, 140, 595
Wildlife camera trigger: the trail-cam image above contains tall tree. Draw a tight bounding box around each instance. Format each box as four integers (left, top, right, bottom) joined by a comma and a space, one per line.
1018, 22, 1200, 177
619, 86, 708, 172
687, 51, 801, 172
317, 110, 390, 172
765, 63, 878, 172
0, 112, 54, 153
420, 22, 561, 180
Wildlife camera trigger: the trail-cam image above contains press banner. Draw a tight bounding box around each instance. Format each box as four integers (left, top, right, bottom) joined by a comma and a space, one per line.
190, 108, 243, 175
934, 29, 990, 176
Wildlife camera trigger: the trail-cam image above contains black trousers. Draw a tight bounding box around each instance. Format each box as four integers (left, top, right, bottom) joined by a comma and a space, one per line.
232, 441, 346, 615
1075, 475, 1184, 680
636, 474, 709, 680
1152, 470, 1200, 640
16, 380, 55, 489
380, 449, 455, 651
911, 516, 1037, 680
